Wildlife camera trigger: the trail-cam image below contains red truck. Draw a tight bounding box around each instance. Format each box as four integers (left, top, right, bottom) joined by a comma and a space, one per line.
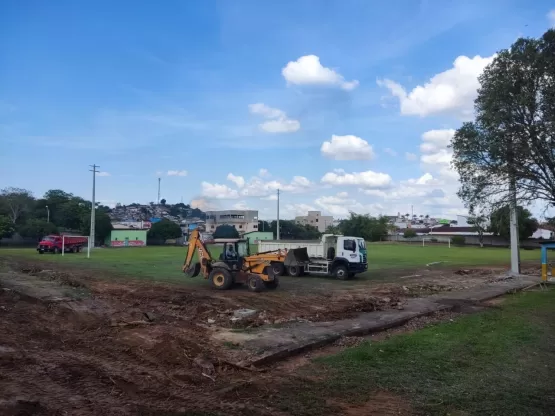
37, 235, 88, 254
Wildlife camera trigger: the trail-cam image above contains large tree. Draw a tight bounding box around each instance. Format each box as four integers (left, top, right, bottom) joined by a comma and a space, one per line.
213, 224, 240, 239
338, 213, 389, 242
489, 205, 538, 241
0, 215, 15, 239
0, 187, 34, 224
80, 211, 113, 244
148, 219, 182, 240
18, 219, 58, 241
451, 29, 555, 211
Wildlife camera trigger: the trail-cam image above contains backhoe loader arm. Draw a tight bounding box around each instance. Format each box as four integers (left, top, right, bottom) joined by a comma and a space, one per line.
182, 229, 212, 277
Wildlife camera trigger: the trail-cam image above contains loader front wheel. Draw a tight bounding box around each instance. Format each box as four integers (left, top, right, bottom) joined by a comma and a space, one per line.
209, 269, 233, 290
247, 275, 264, 292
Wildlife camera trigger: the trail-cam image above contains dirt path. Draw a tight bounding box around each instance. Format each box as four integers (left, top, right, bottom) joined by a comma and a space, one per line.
0, 259, 541, 415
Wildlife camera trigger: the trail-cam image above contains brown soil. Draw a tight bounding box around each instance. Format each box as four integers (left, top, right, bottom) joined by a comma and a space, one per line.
0, 258, 534, 415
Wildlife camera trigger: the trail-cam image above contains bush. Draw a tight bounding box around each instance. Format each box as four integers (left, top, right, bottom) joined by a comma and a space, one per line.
451, 236, 466, 246
403, 229, 417, 238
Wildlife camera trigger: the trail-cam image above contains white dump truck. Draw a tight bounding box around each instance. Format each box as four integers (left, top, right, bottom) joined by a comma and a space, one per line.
257, 234, 368, 280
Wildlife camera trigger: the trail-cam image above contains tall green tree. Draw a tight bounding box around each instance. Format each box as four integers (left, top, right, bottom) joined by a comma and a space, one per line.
80, 211, 113, 244
489, 205, 538, 241
0, 215, 15, 239
338, 213, 389, 241
213, 224, 240, 239
0, 187, 35, 224
148, 219, 182, 240
18, 219, 58, 240
451, 29, 555, 211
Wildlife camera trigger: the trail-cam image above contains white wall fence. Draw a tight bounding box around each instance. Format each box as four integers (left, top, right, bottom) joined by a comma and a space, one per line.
380, 234, 545, 248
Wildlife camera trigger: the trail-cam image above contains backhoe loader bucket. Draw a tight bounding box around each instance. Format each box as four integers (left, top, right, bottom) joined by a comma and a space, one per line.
284, 247, 309, 266
183, 262, 201, 278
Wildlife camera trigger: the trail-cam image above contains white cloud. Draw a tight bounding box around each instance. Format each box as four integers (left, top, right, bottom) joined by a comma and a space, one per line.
248, 103, 285, 119
259, 118, 300, 133
282, 55, 359, 91
190, 198, 219, 211
321, 169, 392, 189
420, 129, 455, 154
320, 135, 375, 160
378, 54, 495, 119
259, 168, 270, 177
221, 172, 314, 198
405, 152, 418, 161
96, 171, 110, 177
549, 9, 555, 26
201, 182, 239, 199
261, 194, 278, 201
167, 170, 188, 177
384, 148, 397, 157
232, 201, 251, 210
249, 103, 300, 133
282, 203, 317, 218
227, 173, 245, 188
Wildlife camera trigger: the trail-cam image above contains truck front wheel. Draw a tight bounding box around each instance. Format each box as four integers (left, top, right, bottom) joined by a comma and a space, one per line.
333, 265, 349, 280
287, 265, 302, 277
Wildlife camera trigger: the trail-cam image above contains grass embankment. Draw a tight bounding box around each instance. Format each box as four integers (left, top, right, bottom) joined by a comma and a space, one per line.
0, 244, 540, 284
275, 288, 555, 415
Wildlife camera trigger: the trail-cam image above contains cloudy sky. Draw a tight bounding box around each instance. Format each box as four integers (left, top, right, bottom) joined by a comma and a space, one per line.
1, 1, 554, 219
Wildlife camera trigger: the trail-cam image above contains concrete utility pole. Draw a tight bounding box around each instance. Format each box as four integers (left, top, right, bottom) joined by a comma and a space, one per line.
509, 179, 521, 274
276, 189, 280, 240
45, 205, 49, 223
89, 164, 99, 252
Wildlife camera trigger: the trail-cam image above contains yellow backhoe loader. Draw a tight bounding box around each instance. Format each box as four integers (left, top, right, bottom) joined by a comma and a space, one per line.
182, 229, 285, 292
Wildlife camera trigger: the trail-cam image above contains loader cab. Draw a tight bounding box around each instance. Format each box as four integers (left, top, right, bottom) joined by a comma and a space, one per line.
215, 238, 250, 270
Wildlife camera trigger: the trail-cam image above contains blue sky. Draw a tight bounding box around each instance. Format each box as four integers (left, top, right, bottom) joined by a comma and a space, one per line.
1, 0, 554, 219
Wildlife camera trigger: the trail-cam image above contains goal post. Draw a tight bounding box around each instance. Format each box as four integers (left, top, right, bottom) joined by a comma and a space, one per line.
61, 235, 91, 258
421, 235, 451, 248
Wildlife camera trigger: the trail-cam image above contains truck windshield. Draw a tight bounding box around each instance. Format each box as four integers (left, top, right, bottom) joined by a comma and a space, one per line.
358, 239, 366, 250
42, 237, 55, 241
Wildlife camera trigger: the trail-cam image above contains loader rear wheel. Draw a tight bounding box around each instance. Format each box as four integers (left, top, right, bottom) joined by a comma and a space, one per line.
287, 265, 302, 277
209, 269, 233, 290
271, 262, 285, 276
247, 275, 264, 292
263, 276, 279, 290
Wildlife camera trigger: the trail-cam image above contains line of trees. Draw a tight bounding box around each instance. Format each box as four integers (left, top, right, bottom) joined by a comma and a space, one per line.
0, 187, 113, 244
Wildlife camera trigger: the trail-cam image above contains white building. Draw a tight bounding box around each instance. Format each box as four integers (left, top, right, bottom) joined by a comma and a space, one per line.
205, 210, 259, 234
295, 210, 334, 233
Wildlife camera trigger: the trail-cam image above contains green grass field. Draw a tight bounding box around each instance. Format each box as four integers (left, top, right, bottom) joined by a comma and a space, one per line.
0, 243, 541, 284
273, 288, 555, 415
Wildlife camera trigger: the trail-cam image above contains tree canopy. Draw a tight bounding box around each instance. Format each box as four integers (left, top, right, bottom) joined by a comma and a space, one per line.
451, 29, 555, 211
489, 205, 538, 241
338, 213, 389, 241
213, 224, 240, 239
148, 219, 183, 241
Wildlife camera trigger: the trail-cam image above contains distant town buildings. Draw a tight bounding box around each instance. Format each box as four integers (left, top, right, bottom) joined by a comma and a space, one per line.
205, 209, 259, 233
295, 210, 334, 233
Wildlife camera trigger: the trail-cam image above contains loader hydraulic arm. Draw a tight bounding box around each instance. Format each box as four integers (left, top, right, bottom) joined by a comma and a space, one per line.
182, 229, 212, 277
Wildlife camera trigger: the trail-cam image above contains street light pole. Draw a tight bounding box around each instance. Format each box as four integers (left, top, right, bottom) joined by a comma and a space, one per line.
89, 164, 99, 255
45, 205, 49, 223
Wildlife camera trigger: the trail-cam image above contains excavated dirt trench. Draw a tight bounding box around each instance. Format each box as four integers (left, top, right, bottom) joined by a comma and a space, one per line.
0, 259, 540, 415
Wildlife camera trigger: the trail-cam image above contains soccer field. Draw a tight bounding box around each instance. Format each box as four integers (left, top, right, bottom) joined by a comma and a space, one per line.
1, 243, 541, 284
